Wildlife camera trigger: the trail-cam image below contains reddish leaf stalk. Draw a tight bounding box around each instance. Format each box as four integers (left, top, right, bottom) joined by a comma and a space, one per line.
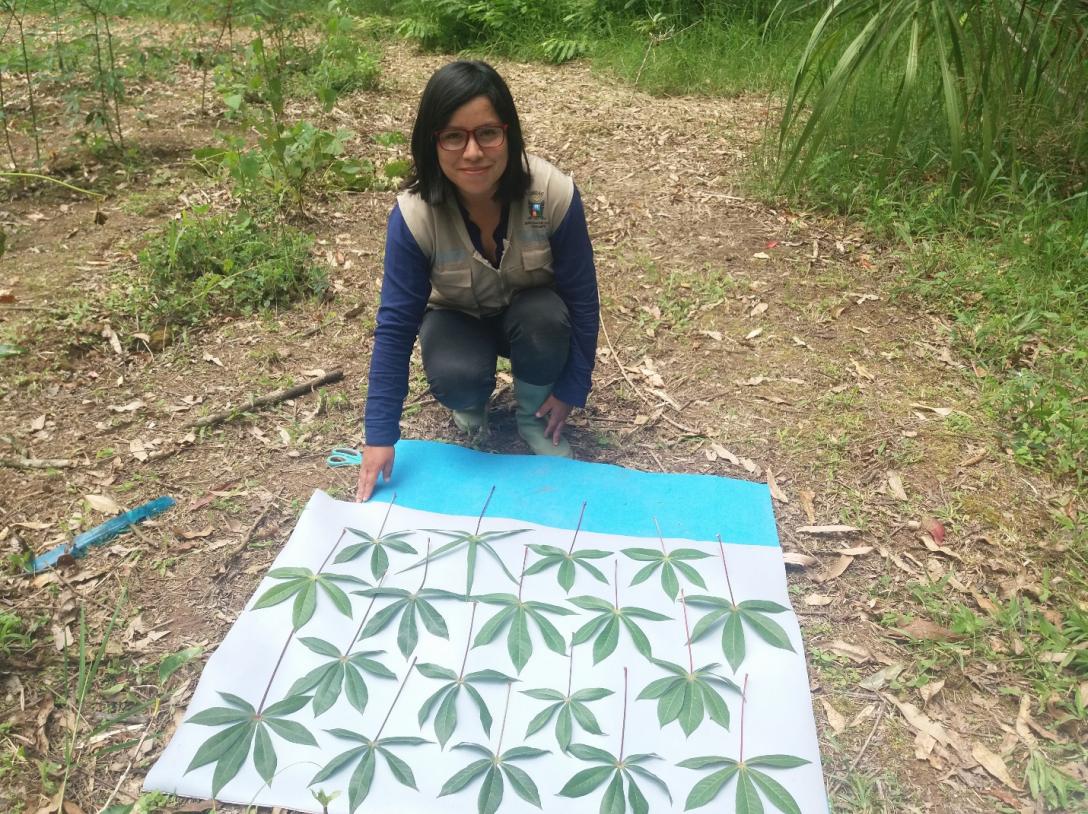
496, 683, 513, 754
375, 656, 418, 740
653, 517, 667, 556
346, 572, 387, 651
680, 590, 694, 674
567, 501, 588, 555
717, 535, 736, 607
566, 650, 575, 697
475, 485, 496, 535
614, 559, 620, 608
417, 539, 433, 592
458, 602, 479, 681
517, 546, 529, 602
618, 667, 628, 762
258, 527, 348, 713
739, 673, 749, 764
375, 492, 398, 538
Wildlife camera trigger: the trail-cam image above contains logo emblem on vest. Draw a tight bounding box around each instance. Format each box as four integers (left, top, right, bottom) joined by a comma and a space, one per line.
526, 191, 546, 227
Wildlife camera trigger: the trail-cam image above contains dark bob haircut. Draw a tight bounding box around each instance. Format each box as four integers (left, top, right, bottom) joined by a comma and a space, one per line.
404, 60, 530, 206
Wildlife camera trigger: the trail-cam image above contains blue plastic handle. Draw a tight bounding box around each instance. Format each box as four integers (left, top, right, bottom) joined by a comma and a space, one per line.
28, 495, 176, 573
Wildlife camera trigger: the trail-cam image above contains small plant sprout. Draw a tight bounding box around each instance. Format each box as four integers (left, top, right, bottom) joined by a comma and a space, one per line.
282, 573, 396, 717
684, 536, 794, 671
438, 684, 550, 814
403, 486, 530, 594
309, 657, 430, 814
353, 539, 460, 658
523, 502, 612, 592
637, 590, 739, 736
521, 650, 613, 752
559, 667, 672, 814
252, 527, 369, 630
416, 601, 517, 748
678, 675, 810, 813
335, 495, 417, 580
472, 547, 576, 673
568, 560, 671, 664
621, 518, 712, 601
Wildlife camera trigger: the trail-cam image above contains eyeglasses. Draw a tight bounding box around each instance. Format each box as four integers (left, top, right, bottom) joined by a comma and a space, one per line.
434, 124, 508, 151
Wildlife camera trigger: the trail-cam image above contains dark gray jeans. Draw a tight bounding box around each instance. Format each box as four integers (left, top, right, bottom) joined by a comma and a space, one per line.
419, 287, 571, 409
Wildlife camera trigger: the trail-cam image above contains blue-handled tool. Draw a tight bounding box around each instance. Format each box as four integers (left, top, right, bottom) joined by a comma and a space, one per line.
28, 495, 176, 573
326, 447, 363, 468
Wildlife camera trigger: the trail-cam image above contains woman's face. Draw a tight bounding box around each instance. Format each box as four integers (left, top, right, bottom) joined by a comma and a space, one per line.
436, 95, 509, 204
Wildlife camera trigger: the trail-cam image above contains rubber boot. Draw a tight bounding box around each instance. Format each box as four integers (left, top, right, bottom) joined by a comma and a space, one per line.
514, 379, 572, 458
452, 405, 488, 439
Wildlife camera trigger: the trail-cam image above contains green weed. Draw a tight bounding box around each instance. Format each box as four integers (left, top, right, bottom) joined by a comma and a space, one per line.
121, 209, 326, 328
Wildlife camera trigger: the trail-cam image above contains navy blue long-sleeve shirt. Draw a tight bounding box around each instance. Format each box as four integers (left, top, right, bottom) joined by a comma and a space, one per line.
364, 187, 599, 446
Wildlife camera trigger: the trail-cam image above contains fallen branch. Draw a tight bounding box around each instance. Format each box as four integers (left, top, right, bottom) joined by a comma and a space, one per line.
0, 456, 74, 469
184, 369, 344, 429
216, 487, 286, 583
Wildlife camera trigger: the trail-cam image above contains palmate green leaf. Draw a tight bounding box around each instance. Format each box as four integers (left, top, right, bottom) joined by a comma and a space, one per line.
286, 641, 394, 716
416, 663, 515, 747
638, 659, 738, 735
186, 694, 318, 796
403, 528, 529, 594
472, 595, 573, 673
310, 733, 429, 814
524, 543, 611, 593
568, 596, 670, 664
354, 587, 453, 658
522, 682, 611, 750
439, 741, 548, 814
253, 568, 368, 630
686, 595, 794, 672
622, 547, 710, 601
560, 746, 670, 814
680, 754, 808, 813
336, 528, 417, 580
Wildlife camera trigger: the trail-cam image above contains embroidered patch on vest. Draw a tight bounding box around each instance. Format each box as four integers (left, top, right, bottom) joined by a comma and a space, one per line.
525, 191, 547, 227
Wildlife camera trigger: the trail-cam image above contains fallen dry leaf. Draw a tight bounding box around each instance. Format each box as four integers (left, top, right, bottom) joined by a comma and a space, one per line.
744, 327, 763, 340
799, 489, 816, 524
804, 593, 832, 607
15, 520, 53, 530
766, 469, 789, 504
882, 693, 972, 764
750, 302, 768, 317
887, 471, 908, 501
83, 494, 121, 515
108, 399, 146, 413
820, 697, 847, 734
752, 251, 770, 260
709, 443, 739, 465
176, 526, 213, 540
203, 352, 224, 367
31, 414, 46, 431
852, 359, 875, 381
829, 640, 872, 664
911, 403, 953, 417
797, 524, 860, 536
782, 552, 818, 568
921, 516, 946, 544
972, 742, 1022, 791
919, 679, 945, 705
892, 618, 960, 642
837, 545, 874, 557
859, 663, 904, 691
814, 554, 855, 583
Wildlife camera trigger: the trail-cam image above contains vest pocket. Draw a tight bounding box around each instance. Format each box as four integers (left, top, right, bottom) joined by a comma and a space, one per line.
508, 245, 554, 290
430, 265, 477, 310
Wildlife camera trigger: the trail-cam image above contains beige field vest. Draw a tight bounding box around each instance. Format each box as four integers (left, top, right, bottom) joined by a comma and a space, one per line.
397, 154, 575, 318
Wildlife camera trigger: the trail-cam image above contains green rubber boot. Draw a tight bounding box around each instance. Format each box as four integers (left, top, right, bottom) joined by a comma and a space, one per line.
514, 379, 572, 458
452, 405, 488, 439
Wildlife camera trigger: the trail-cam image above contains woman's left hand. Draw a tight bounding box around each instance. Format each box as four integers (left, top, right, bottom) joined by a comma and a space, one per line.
536, 395, 572, 446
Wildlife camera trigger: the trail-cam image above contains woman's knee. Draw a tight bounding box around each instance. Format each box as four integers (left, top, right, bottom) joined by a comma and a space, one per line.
505, 288, 570, 383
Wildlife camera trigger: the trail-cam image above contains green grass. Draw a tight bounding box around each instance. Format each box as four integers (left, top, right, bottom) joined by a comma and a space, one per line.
118, 209, 326, 329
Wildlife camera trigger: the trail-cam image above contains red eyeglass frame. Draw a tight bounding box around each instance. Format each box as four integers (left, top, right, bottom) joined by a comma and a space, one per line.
433, 123, 509, 150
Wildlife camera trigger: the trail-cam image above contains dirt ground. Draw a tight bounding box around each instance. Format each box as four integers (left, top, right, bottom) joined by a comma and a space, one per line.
1, 32, 1086, 814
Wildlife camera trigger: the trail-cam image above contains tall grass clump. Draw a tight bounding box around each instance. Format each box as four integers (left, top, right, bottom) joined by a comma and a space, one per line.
767, 0, 1088, 483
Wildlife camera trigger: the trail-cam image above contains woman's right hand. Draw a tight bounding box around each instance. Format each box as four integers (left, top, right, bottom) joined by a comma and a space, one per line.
356, 445, 395, 502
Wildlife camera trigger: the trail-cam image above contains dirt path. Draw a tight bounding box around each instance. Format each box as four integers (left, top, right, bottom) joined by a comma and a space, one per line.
1, 39, 1084, 813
